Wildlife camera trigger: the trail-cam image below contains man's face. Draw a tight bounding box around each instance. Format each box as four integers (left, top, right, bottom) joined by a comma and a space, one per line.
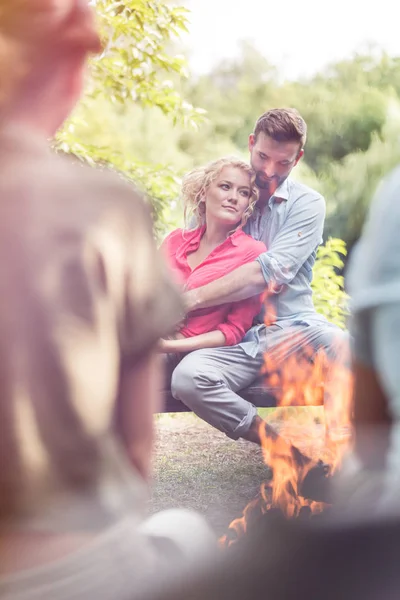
249, 132, 303, 197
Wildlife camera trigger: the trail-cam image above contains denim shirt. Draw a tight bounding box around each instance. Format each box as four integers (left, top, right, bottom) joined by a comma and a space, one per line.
241, 177, 328, 356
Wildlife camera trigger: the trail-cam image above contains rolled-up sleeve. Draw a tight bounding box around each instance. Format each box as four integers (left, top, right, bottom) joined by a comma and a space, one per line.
256, 193, 325, 287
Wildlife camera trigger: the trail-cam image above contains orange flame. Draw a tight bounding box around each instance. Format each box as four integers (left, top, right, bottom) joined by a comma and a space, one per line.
220, 333, 354, 548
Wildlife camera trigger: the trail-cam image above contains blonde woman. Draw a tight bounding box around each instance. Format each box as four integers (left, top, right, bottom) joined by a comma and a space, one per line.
159, 158, 267, 354
0, 1, 214, 598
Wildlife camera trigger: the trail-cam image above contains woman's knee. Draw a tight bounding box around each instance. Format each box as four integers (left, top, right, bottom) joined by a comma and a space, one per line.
170, 352, 219, 402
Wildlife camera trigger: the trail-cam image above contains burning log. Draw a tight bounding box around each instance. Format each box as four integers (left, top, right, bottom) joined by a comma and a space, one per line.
259, 422, 330, 511
220, 433, 332, 549
300, 460, 335, 503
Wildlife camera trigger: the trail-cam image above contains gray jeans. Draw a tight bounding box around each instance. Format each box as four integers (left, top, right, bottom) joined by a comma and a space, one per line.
170, 323, 350, 439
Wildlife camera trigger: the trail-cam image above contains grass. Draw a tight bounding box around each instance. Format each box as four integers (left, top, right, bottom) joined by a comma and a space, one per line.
148, 408, 326, 537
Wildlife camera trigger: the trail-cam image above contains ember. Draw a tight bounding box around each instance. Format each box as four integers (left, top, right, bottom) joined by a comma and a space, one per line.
220, 336, 354, 548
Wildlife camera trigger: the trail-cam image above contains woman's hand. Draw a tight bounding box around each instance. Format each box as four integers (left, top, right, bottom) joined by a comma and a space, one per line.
157, 338, 181, 353
157, 330, 227, 354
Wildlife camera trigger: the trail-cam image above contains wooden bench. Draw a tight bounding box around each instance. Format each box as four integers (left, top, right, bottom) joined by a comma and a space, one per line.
162, 373, 323, 412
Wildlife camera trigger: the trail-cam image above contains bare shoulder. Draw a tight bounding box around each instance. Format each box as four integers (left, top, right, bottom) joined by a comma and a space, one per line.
5, 147, 149, 218
26, 152, 154, 240
56, 154, 150, 218
161, 227, 184, 245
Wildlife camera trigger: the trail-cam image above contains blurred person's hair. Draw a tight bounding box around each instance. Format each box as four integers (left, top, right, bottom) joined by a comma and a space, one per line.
0, 0, 102, 112
253, 108, 307, 150
182, 157, 258, 228
0, 0, 104, 523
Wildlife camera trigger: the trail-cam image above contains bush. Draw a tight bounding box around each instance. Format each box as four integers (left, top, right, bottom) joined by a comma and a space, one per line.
311, 238, 349, 329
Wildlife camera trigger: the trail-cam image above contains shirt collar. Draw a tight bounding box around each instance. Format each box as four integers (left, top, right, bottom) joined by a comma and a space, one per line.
253, 178, 291, 216
185, 225, 205, 250
185, 224, 243, 249
271, 177, 290, 203
229, 227, 244, 246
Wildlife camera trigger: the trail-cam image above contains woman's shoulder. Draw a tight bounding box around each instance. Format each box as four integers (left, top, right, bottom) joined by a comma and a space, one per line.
160, 226, 203, 251
233, 229, 266, 256
160, 228, 185, 252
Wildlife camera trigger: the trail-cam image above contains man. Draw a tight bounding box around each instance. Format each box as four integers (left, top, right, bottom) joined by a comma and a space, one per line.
171, 108, 349, 444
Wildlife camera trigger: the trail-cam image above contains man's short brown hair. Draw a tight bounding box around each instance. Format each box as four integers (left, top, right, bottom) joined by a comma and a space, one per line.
253, 108, 307, 149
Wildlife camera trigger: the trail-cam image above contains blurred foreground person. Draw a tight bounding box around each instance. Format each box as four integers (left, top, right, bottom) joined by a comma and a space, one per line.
336, 164, 400, 512
0, 1, 214, 599
143, 510, 400, 600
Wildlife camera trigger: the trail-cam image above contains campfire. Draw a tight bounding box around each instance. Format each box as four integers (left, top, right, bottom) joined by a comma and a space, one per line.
220, 337, 354, 548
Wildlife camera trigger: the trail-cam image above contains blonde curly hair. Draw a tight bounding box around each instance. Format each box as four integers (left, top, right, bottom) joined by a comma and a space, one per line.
0, 0, 102, 111
182, 157, 259, 229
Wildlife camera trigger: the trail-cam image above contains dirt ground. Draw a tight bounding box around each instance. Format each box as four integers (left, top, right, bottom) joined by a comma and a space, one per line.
147, 408, 327, 538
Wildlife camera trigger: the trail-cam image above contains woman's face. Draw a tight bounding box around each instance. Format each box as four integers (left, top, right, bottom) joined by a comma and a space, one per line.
202, 166, 252, 227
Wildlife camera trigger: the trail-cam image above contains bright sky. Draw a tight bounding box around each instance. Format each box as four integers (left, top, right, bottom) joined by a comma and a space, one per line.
183, 0, 400, 80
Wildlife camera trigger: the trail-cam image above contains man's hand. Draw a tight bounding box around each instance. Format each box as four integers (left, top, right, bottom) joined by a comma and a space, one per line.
182, 262, 266, 311
182, 288, 200, 314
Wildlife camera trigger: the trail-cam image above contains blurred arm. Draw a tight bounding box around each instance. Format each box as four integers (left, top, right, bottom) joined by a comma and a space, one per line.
352, 305, 398, 469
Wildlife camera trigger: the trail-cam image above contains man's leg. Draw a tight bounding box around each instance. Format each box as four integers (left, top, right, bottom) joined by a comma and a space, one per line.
171, 323, 350, 442
253, 322, 352, 447
240, 323, 351, 446
170, 344, 264, 440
